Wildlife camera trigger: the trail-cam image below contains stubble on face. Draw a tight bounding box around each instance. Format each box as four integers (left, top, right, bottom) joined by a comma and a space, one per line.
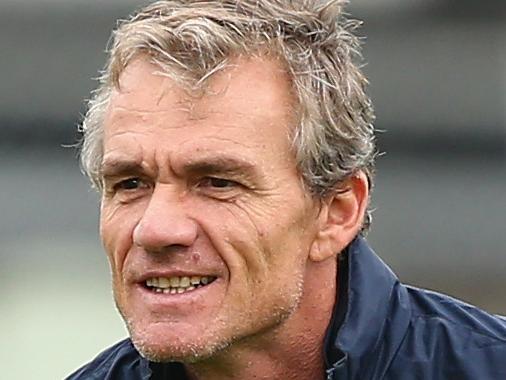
119, 262, 306, 363
100, 55, 321, 365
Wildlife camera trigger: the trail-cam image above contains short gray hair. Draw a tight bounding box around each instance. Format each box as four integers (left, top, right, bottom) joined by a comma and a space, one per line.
79, 0, 376, 228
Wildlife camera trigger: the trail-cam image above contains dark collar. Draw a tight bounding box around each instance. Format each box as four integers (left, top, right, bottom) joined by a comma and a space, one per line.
324, 236, 412, 379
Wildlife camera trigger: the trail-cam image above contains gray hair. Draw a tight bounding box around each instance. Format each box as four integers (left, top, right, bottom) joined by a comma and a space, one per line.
79, 0, 376, 228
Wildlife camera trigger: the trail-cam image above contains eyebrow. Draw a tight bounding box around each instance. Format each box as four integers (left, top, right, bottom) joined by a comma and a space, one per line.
100, 158, 145, 179
100, 155, 258, 180
181, 156, 257, 178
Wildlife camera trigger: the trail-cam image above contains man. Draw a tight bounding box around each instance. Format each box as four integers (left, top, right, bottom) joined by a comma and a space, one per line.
68, 1, 506, 379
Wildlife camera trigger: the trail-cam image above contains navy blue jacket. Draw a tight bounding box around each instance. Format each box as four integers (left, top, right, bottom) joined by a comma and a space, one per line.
67, 237, 506, 379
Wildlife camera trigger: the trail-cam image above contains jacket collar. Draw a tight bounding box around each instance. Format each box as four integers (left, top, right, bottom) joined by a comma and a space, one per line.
324, 236, 412, 379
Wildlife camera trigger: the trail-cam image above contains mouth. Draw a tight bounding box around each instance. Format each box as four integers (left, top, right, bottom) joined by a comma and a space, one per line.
143, 275, 217, 295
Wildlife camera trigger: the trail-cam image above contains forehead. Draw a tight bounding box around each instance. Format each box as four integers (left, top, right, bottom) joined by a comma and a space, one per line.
107, 55, 295, 123
102, 56, 298, 165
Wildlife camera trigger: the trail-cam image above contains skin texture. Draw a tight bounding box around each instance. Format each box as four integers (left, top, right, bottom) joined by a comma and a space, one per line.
99, 56, 369, 380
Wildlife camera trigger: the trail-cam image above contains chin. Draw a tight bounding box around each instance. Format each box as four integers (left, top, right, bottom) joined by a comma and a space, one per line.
126, 320, 233, 363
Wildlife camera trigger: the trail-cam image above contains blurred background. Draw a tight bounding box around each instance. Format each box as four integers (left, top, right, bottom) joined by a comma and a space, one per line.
0, 0, 504, 378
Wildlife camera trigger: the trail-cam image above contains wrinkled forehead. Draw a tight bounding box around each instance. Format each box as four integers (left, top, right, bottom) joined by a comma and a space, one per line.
100, 55, 302, 173
105, 54, 298, 130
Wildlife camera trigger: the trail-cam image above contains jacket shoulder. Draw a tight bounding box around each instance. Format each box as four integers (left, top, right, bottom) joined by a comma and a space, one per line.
406, 285, 506, 341
65, 338, 149, 380
387, 286, 506, 380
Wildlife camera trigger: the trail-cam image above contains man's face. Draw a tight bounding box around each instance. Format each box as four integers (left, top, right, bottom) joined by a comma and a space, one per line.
100, 56, 322, 361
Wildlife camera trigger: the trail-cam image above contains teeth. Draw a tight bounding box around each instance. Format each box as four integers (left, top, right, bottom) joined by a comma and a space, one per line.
169, 277, 180, 287
158, 277, 170, 288
146, 278, 160, 287
145, 275, 215, 294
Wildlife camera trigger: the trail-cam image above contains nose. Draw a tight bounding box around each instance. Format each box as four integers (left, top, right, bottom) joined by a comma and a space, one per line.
133, 185, 198, 253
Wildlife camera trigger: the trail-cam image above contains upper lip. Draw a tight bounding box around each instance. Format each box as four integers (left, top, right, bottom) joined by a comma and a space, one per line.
135, 270, 218, 284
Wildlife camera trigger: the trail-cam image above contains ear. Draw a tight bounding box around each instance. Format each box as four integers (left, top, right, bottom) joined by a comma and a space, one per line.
309, 171, 369, 262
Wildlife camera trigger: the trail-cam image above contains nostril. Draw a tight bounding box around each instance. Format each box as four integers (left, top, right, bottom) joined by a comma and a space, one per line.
167, 244, 191, 251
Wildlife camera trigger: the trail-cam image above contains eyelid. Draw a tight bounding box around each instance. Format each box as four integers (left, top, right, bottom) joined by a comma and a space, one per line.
105, 176, 149, 195
201, 176, 242, 187
193, 176, 245, 200
115, 177, 143, 189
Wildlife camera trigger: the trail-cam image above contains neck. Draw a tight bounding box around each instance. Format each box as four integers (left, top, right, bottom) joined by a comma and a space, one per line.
185, 259, 338, 380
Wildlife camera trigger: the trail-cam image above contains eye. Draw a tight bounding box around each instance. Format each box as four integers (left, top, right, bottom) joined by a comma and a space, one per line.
114, 177, 145, 191
196, 177, 242, 199
204, 177, 236, 188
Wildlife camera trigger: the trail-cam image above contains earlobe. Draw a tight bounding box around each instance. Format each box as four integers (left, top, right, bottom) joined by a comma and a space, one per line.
309, 229, 339, 262
309, 171, 369, 262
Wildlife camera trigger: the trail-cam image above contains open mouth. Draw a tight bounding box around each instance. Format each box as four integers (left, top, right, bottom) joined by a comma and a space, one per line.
144, 276, 217, 295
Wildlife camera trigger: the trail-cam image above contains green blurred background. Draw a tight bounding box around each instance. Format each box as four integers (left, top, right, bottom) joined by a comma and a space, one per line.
0, 0, 505, 379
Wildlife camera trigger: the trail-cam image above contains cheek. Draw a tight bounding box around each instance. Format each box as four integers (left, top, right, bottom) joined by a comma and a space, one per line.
218, 204, 268, 257
201, 198, 309, 282
100, 202, 142, 274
